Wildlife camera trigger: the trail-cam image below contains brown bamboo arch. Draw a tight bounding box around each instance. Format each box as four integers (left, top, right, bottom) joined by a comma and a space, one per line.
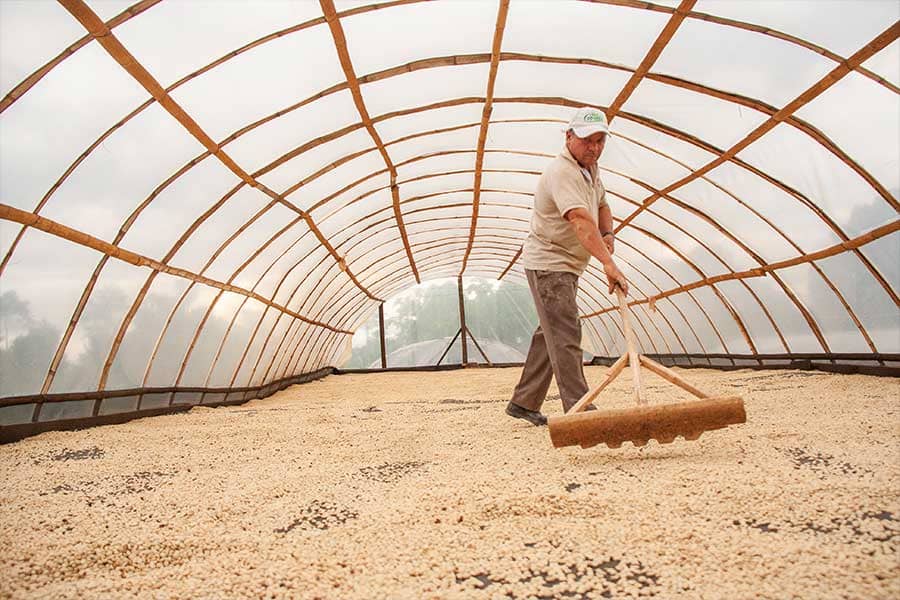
0, 0, 896, 419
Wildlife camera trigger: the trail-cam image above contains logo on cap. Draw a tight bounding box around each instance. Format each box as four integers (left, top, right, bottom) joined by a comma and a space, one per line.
583, 112, 603, 122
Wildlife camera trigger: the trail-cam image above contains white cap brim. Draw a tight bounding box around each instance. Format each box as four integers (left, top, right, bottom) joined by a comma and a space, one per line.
570, 123, 609, 138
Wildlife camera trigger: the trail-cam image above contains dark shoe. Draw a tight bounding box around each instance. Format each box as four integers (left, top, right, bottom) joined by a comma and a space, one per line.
506, 402, 547, 426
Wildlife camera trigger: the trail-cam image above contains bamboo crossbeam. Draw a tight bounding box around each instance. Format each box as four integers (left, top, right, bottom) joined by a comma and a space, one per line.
459, 0, 510, 276
582, 219, 900, 319
615, 21, 900, 233
569, 354, 629, 413
639, 354, 707, 399
606, 0, 696, 121
57, 0, 378, 306
0, 203, 347, 333
0, 0, 162, 114
319, 0, 420, 284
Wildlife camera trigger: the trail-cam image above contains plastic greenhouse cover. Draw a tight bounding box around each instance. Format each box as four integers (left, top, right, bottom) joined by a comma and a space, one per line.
0, 0, 897, 427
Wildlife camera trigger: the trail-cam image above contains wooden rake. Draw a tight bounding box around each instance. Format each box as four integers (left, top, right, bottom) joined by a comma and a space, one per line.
548, 287, 746, 449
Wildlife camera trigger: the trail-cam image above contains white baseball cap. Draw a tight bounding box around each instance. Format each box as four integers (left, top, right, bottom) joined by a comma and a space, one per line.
567, 107, 609, 138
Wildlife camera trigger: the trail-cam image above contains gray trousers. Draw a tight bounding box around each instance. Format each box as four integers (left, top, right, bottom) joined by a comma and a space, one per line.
510, 269, 589, 413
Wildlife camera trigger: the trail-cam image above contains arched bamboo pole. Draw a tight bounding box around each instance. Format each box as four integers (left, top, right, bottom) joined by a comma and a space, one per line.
8, 89, 892, 394
3, 7, 892, 398
56, 0, 379, 309
459, 0, 510, 276
319, 0, 420, 284
615, 21, 900, 231
606, 0, 696, 121
318, 166, 766, 353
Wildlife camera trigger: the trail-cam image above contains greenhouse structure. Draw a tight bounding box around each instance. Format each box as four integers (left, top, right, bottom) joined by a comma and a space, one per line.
0, 1, 897, 598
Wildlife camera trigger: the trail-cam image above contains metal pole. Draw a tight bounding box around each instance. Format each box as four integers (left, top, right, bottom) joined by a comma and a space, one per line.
378, 303, 387, 369
458, 276, 468, 365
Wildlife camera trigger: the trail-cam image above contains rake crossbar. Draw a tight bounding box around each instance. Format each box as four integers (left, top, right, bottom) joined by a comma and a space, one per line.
548, 396, 746, 449
548, 287, 746, 449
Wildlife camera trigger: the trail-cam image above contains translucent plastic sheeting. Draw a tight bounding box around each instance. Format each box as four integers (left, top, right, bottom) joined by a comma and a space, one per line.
119, 156, 242, 261
177, 290, 247, 388
694, 0, 900, 58
673, 177, 799, 264
359, 63, 490, 120
704, 161, 843, 253
863, 39, 900, 87
601, 134, 693, 190
480, 190, 532, 210
0, 40, 149, 214
105, 274, 192, 390
777, 263, 871, 353
205, 298, 267, 388
261, 129, 380, 201
815, 252, 899, 353
611, 119, 719, 171
277, 246, 335, 309
0, 219, 20, 261
621, 78, 769, 151
50, 257, 148, 393
252, 230, 322, 302
482, 150, 557, 175
401, 172, 479, 204
858, 231, 900, 295
654, 14, 835, 108
616, 226, 699, 287
169, 25, 347, 142
167, 185, 270, 273
201, 202, 299, 284
224, 92, 361, 175
375, 103, 484, 146
318, 187, 394, 236
493, 61, 633, 109
795, 72, 900, 200
302, 267, 357, 322
41, 102, 206, 243
232, 306, 280, 387
396, 153, 477, 186
739, 123, 896, 239
647, 200, 761, 272
317, 176, 394, 232
143, 282, 221, 387
0, 228, 102, 396
743, 274, 823, 353
39, 399, 93, 422
342, 0, 497, 76
99, 395, 139, 416
392, 143, 480, 181
667, 293, 729, 354
114, 0, 324, 89
229, 220, 310, 292
249, 315, 293, 387
710, 279, 787, 355
503, 1, 669, 69
0, 1, 85, 97
479, 173, 538, 197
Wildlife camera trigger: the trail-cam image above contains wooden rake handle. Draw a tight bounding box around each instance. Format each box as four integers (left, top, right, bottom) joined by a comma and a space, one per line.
615, 286, 646, 406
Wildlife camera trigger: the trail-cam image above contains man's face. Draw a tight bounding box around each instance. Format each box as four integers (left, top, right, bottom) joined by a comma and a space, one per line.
566, 130, 607, 168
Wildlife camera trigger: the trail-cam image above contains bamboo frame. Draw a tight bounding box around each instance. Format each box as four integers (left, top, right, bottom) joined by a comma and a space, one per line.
0, 4, 895, 412
614, 21, 900, 232
459, 0, 510, 276
7, 96, 888, 396
319, 0, 420, 284
605, 0, 696, 121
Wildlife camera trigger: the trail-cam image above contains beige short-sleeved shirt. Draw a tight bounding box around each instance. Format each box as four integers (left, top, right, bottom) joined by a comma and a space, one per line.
521, 145, 607, 275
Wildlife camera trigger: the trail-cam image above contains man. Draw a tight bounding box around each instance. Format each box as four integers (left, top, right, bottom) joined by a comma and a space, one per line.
506, 107, 629, 426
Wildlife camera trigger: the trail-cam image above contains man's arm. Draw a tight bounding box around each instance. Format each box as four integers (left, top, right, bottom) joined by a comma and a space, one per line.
598, 204, 614, 255
565, 207, 628, 295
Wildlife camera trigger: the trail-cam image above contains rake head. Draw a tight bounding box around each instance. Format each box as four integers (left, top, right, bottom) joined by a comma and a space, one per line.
547, 396, 746, 449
